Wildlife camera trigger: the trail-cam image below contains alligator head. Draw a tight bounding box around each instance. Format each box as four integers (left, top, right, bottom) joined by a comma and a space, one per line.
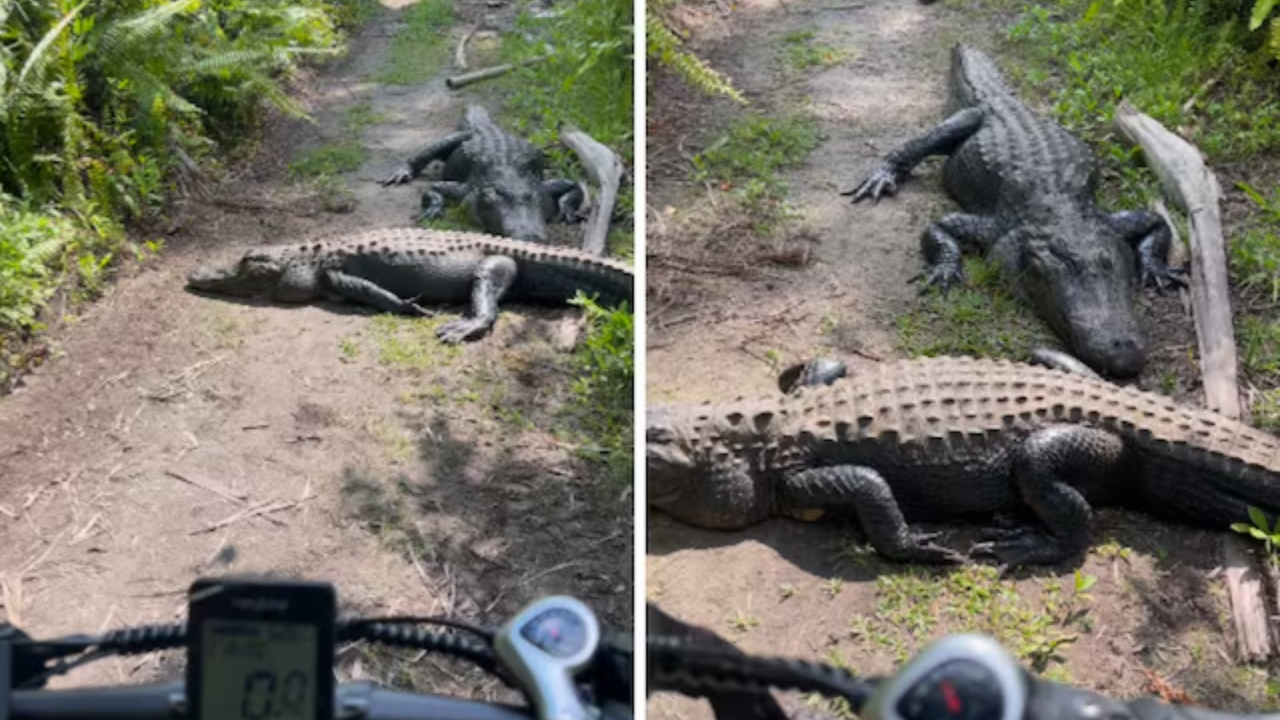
472, 149, 550, 244
647, 406, 772, 530
1016, 221, 1146, 377
186, 251, 287, 297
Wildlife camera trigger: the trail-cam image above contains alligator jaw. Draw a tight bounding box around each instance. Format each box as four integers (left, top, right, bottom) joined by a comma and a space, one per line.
185, 257, 282, 297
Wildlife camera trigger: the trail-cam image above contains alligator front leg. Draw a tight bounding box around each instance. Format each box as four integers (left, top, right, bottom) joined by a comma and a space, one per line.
379, 132, 471, 186
780, 465, 966, 563
843, 107, 985, 203
970, 426, 1125, 568
1106, 210, 1189, 292
913, 212, 1003, 293
416, 181, 471, 223
543, 178, 586, 223
437, 255, 518, 344
323, 271, 435, 316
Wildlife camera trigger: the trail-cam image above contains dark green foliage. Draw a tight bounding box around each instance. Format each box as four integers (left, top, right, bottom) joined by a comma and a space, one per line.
567, 292, 634, 487
0, 0, 358, 352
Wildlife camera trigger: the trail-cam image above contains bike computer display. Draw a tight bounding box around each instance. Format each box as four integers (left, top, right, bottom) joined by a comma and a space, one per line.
186, 578, 336, 720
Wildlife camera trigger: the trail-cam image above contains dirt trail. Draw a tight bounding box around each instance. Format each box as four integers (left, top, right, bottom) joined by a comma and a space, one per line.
646, 1, 1267, 717
0, 0, 631, 692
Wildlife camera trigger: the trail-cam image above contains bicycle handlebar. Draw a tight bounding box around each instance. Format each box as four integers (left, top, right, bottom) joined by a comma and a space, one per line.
7, 681, 531, 720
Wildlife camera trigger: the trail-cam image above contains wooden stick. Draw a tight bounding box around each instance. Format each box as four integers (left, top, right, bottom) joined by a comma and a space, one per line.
560, 124, 625, 257
1113, 100, 1240, 419
1222, 537, 1274, 661
455, 25, 478, 70
164, 470, 247, 505
445, 55, 549, 90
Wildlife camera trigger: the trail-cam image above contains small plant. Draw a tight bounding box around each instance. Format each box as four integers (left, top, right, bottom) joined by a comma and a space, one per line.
778, 29, 853, 71
567, 293, 635, 487
778, 582, 799, 600
824, 578, 844, 598
289, 142, 368, 178
1232, 506, 1280, 566
728, 609, 761, 633
647, 0, 745, 103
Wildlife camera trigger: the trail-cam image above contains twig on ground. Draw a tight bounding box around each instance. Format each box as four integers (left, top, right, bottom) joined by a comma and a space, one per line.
190, 499, 302, 535
164, 470, 248, 505
445, 55, 550, 90
147, 356, 227, 401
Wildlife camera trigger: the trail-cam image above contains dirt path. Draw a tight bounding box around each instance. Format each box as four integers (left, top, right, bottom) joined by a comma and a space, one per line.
645, 1, 1272, 717
0, 0, 631, 693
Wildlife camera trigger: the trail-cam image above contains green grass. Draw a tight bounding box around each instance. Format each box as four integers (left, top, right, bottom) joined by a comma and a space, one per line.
344, 102, 391, 134
289, 142, 369, 178
564, 293, 634, 489
367, 315, 464, 370
894, 257, 1057, 359
778, 29, 853, 71
374, 0, 457, 85
692, 112, 822, 186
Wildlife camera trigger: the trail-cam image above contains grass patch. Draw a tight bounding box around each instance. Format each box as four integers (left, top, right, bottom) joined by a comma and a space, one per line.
417, 203, 475, 233
374, 0, 457, 85
1000, 0, 1280, 163
289, 142, 369, 178
344, 102, 391, 134
847, 564, 1094, 672
778, 29, 853, 71
894, 257, 1057, 359
367, 315, 464, 370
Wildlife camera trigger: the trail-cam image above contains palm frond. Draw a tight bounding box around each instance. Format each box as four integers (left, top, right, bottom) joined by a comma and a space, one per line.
14, 1, 88, 92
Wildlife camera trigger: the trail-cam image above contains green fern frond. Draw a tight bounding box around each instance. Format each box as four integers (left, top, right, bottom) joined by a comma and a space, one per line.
95, 0, 199, 61
14, 1, 88, 91
646, 8, 745, 103
1270, 16, 1280, 60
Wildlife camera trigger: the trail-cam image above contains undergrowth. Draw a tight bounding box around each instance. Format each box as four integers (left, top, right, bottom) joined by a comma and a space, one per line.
0, 0, 367, 388
566, 293, 634, 489
373, 0, 456, 85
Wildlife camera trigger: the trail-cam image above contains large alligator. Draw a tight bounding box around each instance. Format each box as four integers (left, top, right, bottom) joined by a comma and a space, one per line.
186, 228, 632, 343
844, 45, 1186, 378
378, 105, 584, 244
647, 355, 1280, 567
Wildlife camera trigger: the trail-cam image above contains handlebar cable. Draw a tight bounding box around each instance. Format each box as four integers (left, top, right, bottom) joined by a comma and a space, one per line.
648, 637, 878, 710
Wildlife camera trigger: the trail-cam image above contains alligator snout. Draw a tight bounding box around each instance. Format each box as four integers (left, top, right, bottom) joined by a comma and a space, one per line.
1070, 330, 1146, 378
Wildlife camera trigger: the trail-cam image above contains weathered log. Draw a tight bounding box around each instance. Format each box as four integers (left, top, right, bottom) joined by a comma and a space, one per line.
1113, 100, 1240, 419
560, 124, 625, 257
454, 25, 478, 70
1221, 537, 1275, 662
445, 55, 549, 90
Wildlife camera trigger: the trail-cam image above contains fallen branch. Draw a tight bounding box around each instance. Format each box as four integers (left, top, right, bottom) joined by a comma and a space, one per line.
1221, 537, 1274, 661
455, 25, 478, 70
164, 470, 247, 505
560, 124, 625, 256
1114, 100, 1240, 419
445, 55, 549, 90
191, 499, 300, 535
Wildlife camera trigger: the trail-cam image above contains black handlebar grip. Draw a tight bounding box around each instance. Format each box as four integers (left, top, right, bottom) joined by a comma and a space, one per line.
1129, 698, 1280, 720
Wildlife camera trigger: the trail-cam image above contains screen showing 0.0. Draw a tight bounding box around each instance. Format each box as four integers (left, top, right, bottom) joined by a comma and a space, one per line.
200, 619, 319, 720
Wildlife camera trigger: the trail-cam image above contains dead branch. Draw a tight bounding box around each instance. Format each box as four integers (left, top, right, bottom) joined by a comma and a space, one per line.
445, 55, 549, 90
164, 470, 247, 505
455, 25, 478, 70
560, 124, 625, 256
1113, 100, 1240, 420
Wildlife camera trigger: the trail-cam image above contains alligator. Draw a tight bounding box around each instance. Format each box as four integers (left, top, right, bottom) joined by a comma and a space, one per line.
844, 45, 1187, 378
185, 228, 632, 344
378, 105, 584, 244
647, 355, 1280, 567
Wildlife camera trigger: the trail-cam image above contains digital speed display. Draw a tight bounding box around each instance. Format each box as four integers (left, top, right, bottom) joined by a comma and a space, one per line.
200, 619, 319, 720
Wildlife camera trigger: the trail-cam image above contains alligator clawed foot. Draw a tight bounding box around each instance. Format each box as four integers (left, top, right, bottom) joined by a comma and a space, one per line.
895, 530, 967, 564
1142, 263, 1190, 294
380, 166, 414, 186
841, 164, 900, 204
436, 317, 492, 344
908, 264, 963, 296
969, 533, 1066, 570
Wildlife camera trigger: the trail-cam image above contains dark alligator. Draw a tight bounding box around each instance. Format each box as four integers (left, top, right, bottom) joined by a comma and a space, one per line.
186, 228, 632, 344
647, 355, 1280, 568
378, 105, 584, 244
844, 45, 1186, 378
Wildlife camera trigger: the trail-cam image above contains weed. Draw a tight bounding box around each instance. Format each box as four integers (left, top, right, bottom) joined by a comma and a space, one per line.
728, 609, 761, 633
779, 29, 853, 71
289, 142, 368, 178
344, 102, 390, 134
565, 293, 634, 488
778, 582, 800, 600
693, 113, 822, 188
374, 0, 457, 85
1252, 388, 1280, 431
340, 338, 361, 360
1238, 315, 1280, 379
896, 258, 1057, 359
823, 578, 844, 598
1232, 506, 1280, 567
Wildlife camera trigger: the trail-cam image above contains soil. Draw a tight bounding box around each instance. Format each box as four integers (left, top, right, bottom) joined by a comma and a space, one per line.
645, 0, 1278, 717
0, 0, 632, 699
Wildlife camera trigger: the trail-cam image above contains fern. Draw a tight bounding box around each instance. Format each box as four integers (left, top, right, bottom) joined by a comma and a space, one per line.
646, 3, 745, 103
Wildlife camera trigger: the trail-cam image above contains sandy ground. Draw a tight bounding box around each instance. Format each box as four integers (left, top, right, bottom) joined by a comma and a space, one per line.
645, 0, 1278, 716
0, 0, 632, 696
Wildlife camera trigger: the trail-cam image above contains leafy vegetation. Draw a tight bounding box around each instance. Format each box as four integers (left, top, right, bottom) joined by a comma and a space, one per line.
566, 293, 634, 488
0, 0, 363, 383
691, 111, 821, 227
647, 0, 745, 103
778, 29, 853, 71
